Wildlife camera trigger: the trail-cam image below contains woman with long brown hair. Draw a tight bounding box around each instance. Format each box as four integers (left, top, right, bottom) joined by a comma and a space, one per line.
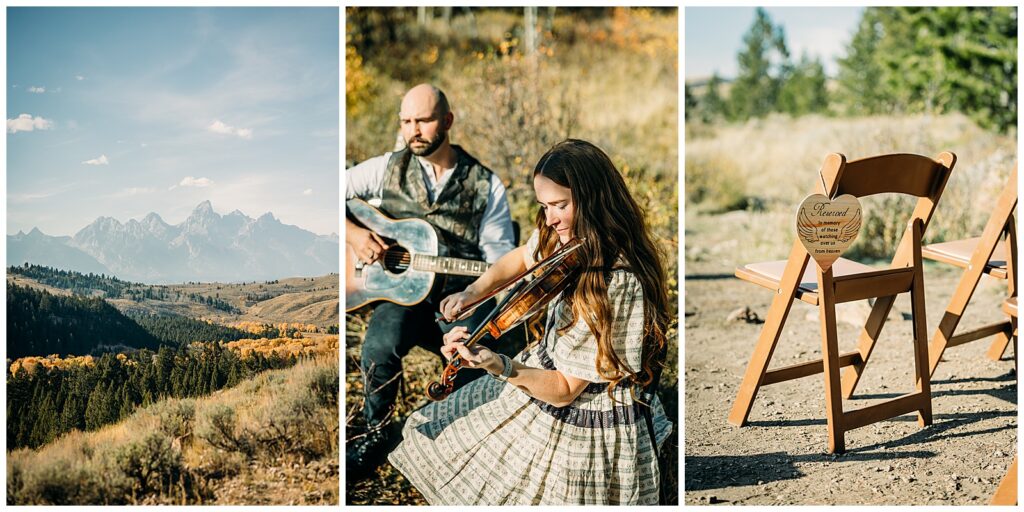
387, 139, 672, 504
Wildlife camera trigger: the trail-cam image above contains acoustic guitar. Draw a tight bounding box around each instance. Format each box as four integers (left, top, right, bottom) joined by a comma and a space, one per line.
345, 198, 490, 312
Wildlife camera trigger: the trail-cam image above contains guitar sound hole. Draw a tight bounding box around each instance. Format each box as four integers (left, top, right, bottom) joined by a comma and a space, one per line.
382, 246, 412, 274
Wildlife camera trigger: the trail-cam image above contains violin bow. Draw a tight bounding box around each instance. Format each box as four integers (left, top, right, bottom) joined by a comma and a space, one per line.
440, 238, 584, 323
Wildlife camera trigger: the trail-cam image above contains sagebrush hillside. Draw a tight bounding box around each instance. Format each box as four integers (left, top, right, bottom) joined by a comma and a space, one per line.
7, 266, 339, 328
7, 356, 339, 505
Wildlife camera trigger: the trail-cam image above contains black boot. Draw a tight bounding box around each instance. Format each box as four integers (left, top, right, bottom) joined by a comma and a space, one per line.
346, 424, 398, 480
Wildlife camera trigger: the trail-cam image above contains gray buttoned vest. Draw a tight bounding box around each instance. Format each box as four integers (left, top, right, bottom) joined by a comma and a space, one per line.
380, 145, 492, 261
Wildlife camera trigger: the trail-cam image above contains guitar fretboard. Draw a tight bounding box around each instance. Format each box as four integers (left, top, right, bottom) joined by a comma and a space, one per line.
412, 254, 490, 277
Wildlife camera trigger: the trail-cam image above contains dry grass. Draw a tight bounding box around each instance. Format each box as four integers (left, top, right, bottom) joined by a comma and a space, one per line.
7, 357, 339, 505
103, 274, 340, 328
685, 113, 1016, 261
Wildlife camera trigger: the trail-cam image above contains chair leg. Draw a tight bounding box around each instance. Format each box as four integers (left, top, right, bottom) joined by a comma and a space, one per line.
730, 246, 810, 427
728, 294, 793, 427
841, 295, 897, 399
928, 311, 960, 375
817, 268, 845, 454
1012, 317, 1018, 376
987, 330, 1012, 361
911, 263, 933, 427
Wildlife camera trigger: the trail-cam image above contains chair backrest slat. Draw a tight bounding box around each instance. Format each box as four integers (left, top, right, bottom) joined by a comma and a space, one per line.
815, 152, 956, 270
832, 153, 954, 199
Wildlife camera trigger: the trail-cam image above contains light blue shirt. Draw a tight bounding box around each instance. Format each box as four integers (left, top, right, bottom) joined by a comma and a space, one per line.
345, 152, 516, 263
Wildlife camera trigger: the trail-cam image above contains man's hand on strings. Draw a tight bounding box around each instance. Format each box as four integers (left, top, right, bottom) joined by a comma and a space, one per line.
347, 226, 388, 265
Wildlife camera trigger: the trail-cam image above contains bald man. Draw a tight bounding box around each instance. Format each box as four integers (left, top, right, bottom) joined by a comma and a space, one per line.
345, 84, 519, 477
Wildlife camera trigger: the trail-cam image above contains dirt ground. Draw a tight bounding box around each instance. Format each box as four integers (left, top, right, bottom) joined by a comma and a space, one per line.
684, 212, 1017, 506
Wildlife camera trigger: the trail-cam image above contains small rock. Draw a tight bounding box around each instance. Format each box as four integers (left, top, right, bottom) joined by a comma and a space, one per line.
726, 306, 762, 323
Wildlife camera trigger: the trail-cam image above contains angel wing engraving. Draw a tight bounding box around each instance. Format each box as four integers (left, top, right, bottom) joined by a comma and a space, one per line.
797, 208, 818, 242
837, 208, 862, 243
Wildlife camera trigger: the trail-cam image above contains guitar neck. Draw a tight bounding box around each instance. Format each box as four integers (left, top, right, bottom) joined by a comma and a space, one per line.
413, 254, 490, 277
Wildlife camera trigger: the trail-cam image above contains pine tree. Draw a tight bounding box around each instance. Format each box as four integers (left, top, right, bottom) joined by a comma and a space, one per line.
729, 7, 790, 120
836, 8, 887, 115
778, 54, 829, 116
702, 73, 729, 122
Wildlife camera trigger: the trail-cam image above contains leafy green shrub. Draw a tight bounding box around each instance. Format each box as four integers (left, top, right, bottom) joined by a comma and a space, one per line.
259, 386, 338, 462
9, 457, 127, 505
156, 399, 196, 440
308, 364, 340, 408
196, 405, 255, 457
115, 433, 184, 497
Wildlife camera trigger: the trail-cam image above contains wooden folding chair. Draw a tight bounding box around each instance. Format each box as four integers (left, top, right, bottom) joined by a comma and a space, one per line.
990, 296, 1017, 506
991, 455, 1018, 505
921, 165, 1017, 376
1003, 296, 1018, 374
730, 152, 956, 454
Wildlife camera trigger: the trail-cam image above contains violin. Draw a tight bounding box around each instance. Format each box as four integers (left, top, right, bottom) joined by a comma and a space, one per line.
427, 238, 584, 401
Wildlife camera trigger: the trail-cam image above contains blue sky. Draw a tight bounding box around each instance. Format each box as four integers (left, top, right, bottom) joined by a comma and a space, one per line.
686, 7, 864, 81
7, 7, 339, 236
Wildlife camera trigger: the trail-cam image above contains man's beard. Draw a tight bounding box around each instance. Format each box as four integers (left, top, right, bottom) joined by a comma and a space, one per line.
407, 130, 446, 157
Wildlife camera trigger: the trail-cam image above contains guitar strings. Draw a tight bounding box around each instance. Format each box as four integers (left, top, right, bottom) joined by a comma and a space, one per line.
381, 249, 412, 270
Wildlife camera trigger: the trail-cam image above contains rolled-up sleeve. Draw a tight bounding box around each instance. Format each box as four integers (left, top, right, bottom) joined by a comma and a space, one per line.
345, 154, 390, 201
477, 174, 516, 263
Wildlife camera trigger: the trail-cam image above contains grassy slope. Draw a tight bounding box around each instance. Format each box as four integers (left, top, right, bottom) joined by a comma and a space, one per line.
686, 113, 1017, 264
6, 274, 340, 328
7, 356, 339, 505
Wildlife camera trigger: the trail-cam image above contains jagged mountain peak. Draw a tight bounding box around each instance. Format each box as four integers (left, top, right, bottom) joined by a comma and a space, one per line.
194, 200, 215, 213
14, 202, 337, 283
142, 211, 166, 224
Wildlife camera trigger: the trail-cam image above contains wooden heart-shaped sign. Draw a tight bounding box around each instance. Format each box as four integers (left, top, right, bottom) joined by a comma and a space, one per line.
796, 194, 862, 271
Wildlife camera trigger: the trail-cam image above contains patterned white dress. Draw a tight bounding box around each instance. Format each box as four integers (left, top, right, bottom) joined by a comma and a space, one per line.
388, 233, 673, 505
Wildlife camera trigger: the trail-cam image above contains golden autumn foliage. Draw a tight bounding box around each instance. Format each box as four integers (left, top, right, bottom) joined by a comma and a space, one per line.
9, 354, 95, 374
9, 334, 337, 375
225, 335, 339, 360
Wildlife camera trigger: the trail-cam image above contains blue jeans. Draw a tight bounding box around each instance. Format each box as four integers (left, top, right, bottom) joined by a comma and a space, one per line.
359, 278, 525, 426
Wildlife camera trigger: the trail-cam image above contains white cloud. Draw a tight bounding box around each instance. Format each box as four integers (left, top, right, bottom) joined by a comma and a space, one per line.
82, 154, 109, 166
207, 119, 253, 139
302, 188, 313, 196
28, 86, 45, 94
75, 75, 85, 81
7, 114, 53, 133
178, 176, 214, 188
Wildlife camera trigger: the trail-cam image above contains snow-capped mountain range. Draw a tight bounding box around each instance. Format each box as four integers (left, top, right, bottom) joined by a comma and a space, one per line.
8, 201, 338, 284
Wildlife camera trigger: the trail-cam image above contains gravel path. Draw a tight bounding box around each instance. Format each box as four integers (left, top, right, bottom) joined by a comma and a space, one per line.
683, 216, 1016, 505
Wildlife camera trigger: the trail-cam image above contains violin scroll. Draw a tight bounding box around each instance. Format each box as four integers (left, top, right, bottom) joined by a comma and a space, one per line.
426, 381, 452, 401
